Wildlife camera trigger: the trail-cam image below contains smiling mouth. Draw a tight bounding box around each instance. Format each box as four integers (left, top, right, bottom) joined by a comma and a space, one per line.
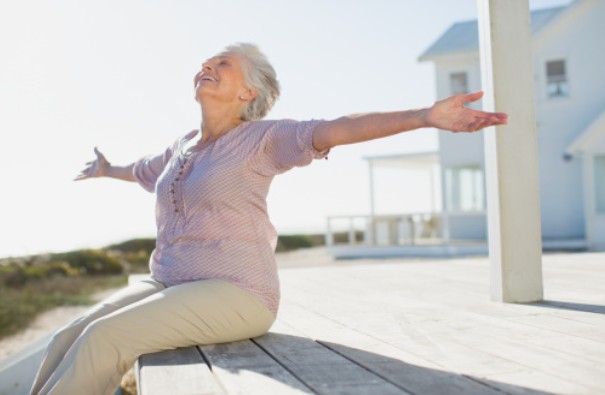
200, 76, 217, 82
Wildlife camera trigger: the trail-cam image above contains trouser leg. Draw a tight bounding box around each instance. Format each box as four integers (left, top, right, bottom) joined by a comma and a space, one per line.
29, 279, 165, 395
38, 279, 275, 395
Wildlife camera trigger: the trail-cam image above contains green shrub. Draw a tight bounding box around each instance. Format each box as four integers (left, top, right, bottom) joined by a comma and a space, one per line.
0, 275, 127, 339
333, 230, 364, 244
22, 261, 80, 280
107, 238, 155, 255
275, 234, 325, 252
0, 264, 27, 287
51, 250, 123, 275
106, 238, 155, 272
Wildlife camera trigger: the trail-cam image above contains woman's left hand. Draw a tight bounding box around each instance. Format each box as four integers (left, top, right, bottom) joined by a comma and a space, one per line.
425, 91, 508, 132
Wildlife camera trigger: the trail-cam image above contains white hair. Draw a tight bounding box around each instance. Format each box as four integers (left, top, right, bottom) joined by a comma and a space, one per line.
225, 43, 280, 121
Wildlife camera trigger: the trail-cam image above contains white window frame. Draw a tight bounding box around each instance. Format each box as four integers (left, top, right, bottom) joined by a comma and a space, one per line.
546, 59, 569, 98
445, 165, 485, 212
449, 72, 469, 95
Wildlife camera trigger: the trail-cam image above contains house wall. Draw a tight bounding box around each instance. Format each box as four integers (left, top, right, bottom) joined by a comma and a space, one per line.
435, 55, 488, 240
582, 129, 605, 250
593, 136, 605, 152
531, 0, 605, 240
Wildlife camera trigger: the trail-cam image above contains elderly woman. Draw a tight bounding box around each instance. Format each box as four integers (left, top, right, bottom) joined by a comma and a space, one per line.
30, 43, 507, 394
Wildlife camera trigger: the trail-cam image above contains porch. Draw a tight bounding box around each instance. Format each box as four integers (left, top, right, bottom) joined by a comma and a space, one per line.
137, 250, 605, 394
324, 213, 587, 259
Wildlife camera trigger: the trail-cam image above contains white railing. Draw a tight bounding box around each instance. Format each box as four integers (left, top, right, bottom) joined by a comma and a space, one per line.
326, 212, 442, 247
326, 211, 487, 247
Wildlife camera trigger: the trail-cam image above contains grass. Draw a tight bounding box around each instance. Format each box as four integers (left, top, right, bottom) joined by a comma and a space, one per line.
0, 275, 127, 340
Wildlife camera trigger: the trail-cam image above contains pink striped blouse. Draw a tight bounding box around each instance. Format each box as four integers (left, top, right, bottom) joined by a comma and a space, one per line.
133, 119, 329, 315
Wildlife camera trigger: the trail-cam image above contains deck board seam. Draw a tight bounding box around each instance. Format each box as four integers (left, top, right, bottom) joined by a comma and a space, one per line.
195, 345, 230, 395
249, 337, 318, 394
459, 374, 515, 395
195, 345, 213, 371
284, 299, 446, 369
315, 340, 416, 395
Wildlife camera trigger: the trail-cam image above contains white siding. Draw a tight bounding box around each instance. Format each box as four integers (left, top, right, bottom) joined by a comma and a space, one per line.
532, 0, 605, 240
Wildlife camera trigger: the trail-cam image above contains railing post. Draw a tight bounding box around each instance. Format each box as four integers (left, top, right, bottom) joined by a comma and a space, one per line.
348, 218, 355, 245
364, 216, 373, 246
326, 217, 334, 247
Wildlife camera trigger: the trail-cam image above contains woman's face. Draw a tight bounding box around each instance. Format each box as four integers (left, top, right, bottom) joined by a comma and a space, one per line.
193, 51, 248, 104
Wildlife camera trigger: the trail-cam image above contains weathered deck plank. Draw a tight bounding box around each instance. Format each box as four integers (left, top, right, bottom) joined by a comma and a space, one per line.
277, 302, 505, 395
137, 346, 224, 394
253, 326, 410, 395
198, 339, 312, 395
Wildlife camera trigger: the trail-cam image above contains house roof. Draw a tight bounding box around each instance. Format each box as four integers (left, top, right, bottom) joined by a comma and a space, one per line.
418, 6, 566, 61
566, 106, 605, 156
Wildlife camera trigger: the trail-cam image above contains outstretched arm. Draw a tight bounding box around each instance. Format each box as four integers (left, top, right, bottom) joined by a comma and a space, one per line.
312, 91, 508, 152
74, 147, 136, 182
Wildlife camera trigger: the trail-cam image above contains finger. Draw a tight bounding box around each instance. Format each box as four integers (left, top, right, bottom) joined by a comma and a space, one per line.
482, 115, 507, 128
463, 91, 484, 103
94, 146, 107, 161
467, 116, 486, 131
491, 115, 507, 125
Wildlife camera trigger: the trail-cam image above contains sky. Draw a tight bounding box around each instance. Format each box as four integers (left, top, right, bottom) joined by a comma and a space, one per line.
0, 0, 573, 258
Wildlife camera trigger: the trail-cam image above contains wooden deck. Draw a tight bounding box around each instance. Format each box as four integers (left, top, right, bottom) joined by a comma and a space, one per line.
138, 251, 605, 395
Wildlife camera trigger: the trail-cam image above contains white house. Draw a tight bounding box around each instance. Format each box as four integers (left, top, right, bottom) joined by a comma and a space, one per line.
326, 0, 605, 257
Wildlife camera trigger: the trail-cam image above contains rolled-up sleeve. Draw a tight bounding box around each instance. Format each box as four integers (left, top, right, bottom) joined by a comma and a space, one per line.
252, 119, 330, 176
133, 145, 174, 193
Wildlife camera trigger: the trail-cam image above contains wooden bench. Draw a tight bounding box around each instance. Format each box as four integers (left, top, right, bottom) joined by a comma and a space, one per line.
135, 312, 501, 395
135, 324, 423, 395
135, 302, 498, 395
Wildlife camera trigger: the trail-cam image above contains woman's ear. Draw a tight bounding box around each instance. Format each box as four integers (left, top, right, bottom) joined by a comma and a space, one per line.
239, 88, 258, 102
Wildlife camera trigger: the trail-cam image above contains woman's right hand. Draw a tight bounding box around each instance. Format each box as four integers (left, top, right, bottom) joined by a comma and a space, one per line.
74, 147, 111, 181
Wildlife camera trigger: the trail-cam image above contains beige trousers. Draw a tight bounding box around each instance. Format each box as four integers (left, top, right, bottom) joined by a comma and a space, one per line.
29, 278, 275, 395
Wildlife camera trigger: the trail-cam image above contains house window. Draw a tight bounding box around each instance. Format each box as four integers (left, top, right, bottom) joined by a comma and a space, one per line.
449, 72, 468, 95
546, 60, 569, 97
445, 166, 484, 212
595, 155, 605, 213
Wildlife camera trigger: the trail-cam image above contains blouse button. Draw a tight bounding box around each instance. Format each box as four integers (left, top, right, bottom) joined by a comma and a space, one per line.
175, 209, 179, 213
175, 178, 180, 181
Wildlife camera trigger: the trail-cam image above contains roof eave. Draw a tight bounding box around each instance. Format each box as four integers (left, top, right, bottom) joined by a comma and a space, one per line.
566, 106, 605, 156
418, 49, 479, 63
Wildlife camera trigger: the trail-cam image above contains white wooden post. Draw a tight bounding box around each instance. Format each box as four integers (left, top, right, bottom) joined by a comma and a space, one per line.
477, 0, 544, 302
